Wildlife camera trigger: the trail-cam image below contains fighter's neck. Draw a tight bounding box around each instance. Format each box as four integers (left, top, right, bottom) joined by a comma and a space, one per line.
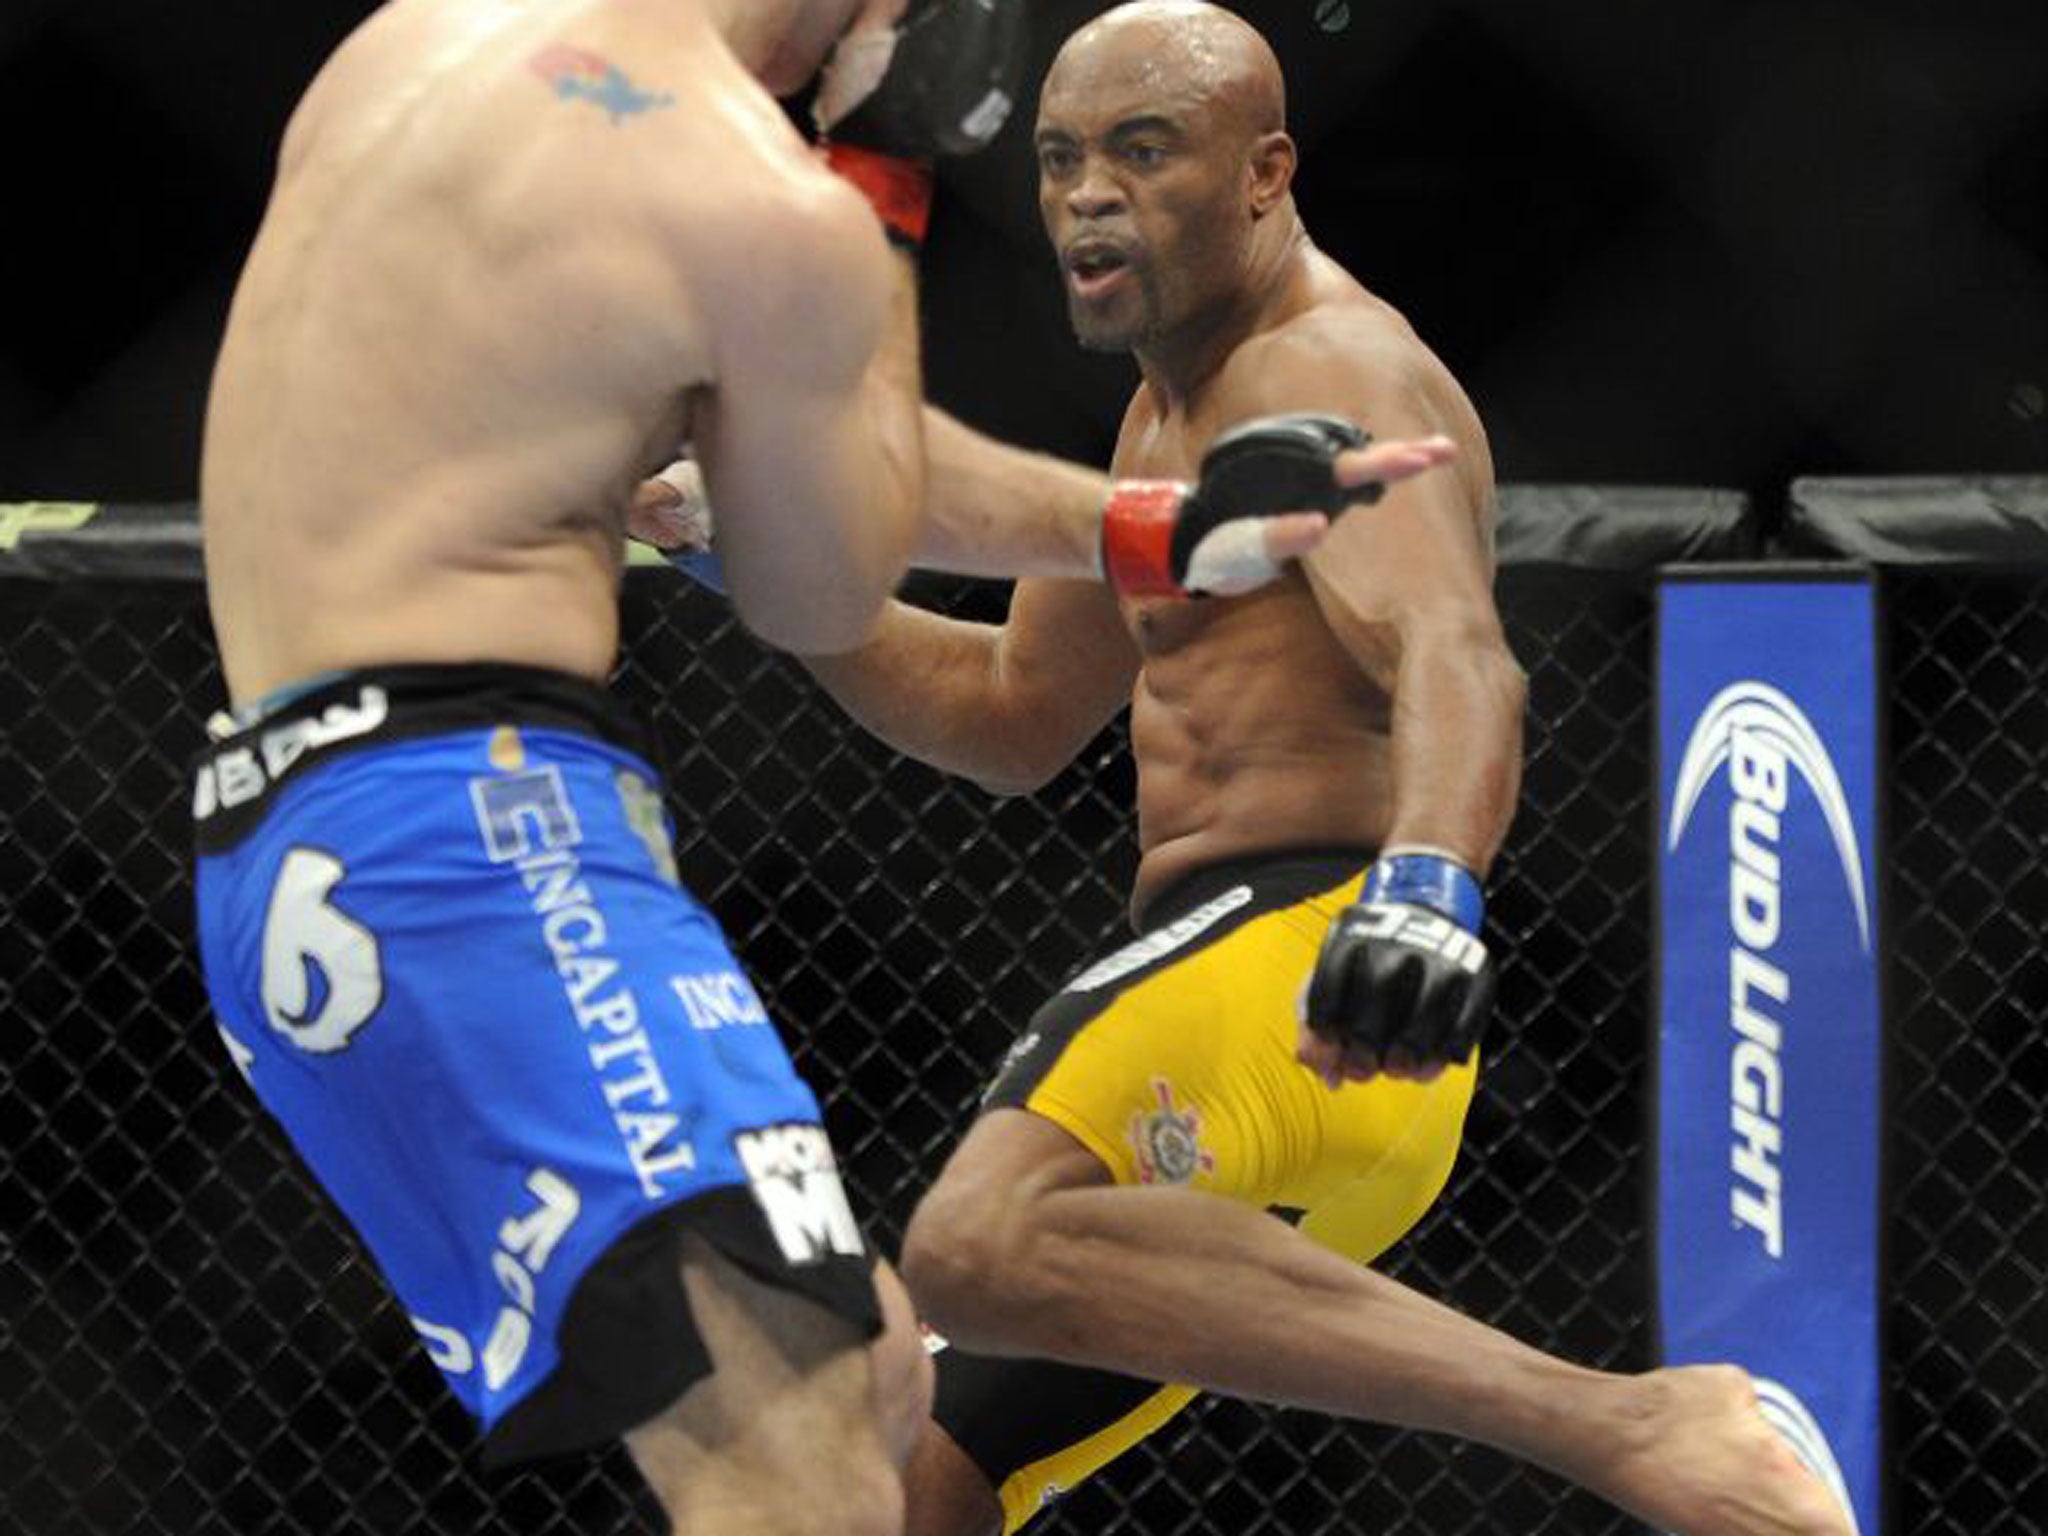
1135, 216, 1315, 409
698, 0, 784, 76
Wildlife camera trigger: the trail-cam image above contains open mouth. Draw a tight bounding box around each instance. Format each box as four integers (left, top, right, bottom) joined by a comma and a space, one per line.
1064, 242, 1134, 299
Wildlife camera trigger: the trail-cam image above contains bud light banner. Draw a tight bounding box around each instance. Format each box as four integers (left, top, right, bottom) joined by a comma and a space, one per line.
1656, 572, 1881, 1536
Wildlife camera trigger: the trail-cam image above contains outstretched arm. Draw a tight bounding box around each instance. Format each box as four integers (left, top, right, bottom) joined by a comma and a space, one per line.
639, 405, 1459, 598
798, 576, 1138, 795
910, 407, 1454, 584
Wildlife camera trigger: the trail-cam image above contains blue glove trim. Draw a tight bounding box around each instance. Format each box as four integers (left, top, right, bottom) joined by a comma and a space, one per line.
1363, 852, 1484, 934
663, 546, 727, 594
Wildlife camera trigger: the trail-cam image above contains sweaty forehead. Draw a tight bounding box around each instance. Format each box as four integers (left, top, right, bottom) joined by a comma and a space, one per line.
1037, 20, 1234, 135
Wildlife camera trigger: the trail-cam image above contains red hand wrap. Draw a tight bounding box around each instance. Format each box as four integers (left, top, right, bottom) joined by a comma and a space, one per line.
1100, 480, 1189, 597
824, 141, 934, 250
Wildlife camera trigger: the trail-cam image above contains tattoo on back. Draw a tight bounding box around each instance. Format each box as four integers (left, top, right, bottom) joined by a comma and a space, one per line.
529, 44, 675, 124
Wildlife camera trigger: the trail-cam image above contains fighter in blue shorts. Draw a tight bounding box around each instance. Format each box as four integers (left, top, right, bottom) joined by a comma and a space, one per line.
192, 664, 883, 1463
194, 0, 1448, 1526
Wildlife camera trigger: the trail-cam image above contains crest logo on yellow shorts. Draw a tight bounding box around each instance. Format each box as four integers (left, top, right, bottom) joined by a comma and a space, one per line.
1130, 1078, 1215, 1185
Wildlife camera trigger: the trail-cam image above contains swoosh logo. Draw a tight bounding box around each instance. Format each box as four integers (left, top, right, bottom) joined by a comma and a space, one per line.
1667, 681, 1871, 949
1753, 1377, 1863, 1535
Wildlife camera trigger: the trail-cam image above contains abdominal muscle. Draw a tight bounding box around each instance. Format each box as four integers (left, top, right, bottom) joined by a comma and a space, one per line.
1125, 584, 1395, 919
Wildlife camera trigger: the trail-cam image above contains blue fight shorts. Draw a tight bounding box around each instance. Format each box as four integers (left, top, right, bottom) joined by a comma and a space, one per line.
191, 663, 881, 1465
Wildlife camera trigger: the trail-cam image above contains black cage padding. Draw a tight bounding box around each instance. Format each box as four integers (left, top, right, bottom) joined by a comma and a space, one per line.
1494, 485, 1755, 567
1784, 476, 2048, 563
0, 487, 1757, 588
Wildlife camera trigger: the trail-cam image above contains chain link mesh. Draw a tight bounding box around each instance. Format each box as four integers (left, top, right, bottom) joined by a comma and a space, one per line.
2, 565, 2042, 1534
1883, 570, 2048, 1536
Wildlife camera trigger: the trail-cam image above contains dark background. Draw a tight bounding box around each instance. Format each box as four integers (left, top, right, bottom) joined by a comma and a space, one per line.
2, 0, 2045, 511
4, 7, 2046, 1531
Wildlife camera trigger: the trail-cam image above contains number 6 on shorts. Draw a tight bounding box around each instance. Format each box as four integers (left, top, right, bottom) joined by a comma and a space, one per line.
260, 846, 385, 1053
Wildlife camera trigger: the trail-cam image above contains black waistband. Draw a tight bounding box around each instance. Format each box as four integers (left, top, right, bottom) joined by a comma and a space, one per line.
1135, 844, 1377, 931
192, 663, 653, 852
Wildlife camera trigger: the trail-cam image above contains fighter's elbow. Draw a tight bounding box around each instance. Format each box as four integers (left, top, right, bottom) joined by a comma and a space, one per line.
1486, 642, 1528, 719
969, 763, 1056, 800
733, 585, 888, 658
962, 740, 1064, 799
1461, 639, 1528, 752
1403, 614, 1523, 696
965, 711, 1085, 799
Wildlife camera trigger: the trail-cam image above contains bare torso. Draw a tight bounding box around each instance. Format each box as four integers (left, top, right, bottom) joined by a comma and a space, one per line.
202, 0, 828, 704
1112, 252, 1494, 917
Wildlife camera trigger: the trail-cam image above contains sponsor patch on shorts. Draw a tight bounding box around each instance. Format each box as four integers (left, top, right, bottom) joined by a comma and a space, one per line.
1128, 1079, 1215, 1185
732, 1123, 866, 1266
1065, 885, 1254, 992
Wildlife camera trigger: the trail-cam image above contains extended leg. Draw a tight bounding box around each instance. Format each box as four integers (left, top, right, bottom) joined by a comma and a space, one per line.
901, 1110, 1849, 1536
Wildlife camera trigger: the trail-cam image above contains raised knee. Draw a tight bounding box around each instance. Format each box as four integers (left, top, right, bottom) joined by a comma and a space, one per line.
904, 1115, 1114, 1352
901, 1174, 1046, 1348
901, 1178, 985, 1331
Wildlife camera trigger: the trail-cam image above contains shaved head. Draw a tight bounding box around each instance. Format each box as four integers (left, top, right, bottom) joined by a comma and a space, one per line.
1036, 2, 1299, 358
1048, 1, 1285, 138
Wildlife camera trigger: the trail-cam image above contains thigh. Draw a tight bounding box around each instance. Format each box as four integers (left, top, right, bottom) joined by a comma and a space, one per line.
1293, 1059, 1476, 1263
988, 882, 1473, 1216
657, 1231, 885, 1443
625, 1234, 897, 1530
195, 727, 880, 1457
934, 876, 1476, 1525
982, 901, 1309, 1203
928, 1340, 1197, 1536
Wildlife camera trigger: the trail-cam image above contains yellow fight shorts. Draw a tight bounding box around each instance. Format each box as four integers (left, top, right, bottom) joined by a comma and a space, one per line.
929, 848, 1478, 1533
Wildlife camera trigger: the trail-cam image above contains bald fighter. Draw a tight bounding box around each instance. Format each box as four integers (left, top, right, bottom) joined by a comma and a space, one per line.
653, 5, 1852, 1534
192, 1, 1454, 1532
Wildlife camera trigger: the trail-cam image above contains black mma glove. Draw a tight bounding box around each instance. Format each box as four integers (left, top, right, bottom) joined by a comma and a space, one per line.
1302, 850, 1497, 1074
814, 0, 1028, 250
1101, 413, 1381, 597
818, 0, 1027, 158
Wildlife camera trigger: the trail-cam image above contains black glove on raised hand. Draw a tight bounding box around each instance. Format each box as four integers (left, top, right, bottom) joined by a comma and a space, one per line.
815, 0, 1028, 250
818, 0, 1028, 158
1302, 851, 1496, 1076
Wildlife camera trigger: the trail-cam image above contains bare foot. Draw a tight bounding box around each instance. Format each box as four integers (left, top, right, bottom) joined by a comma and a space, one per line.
1585, 1366, 1855, 1536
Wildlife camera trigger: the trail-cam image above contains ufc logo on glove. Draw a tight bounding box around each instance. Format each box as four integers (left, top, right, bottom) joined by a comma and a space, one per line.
1348, 904, 1488, 972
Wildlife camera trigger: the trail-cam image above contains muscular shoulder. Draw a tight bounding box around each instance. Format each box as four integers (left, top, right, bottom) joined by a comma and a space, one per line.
654, 119, 895, 389
703, 182, 894, 394
1216, 296, 1487, 474
1214, 300, 1444, 424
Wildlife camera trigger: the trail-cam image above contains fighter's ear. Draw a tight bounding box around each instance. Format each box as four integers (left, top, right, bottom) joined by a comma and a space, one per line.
1248, 130, 1296, 215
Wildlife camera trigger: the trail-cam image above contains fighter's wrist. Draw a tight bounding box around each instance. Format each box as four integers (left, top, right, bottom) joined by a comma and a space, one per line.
822, 141, 934, 252
1098, 478, 1192, 596
1362, 848, 1485, 933
660, 545, 728, 594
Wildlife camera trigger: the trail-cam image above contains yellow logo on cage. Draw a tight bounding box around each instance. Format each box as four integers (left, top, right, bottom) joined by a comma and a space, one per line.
0, 502, 99, 551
